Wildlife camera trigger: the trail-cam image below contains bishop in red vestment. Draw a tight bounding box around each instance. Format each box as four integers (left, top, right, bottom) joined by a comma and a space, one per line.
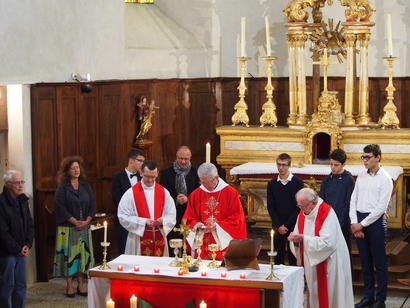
183, 163, 247, 260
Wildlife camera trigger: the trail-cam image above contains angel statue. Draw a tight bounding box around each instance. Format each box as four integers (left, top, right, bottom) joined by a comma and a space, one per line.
135, 96, 159, 141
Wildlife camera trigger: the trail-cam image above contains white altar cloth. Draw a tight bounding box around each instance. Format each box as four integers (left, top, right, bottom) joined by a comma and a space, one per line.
230, 163, 403, 181
88, 254, 304, 308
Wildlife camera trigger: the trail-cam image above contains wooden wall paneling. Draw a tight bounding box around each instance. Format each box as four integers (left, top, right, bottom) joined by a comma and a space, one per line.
220, 79, 240, 125
274, 77, 290, 126
0, 86, 7, 130
185, 79, 219, 167
56, 86, 78, 160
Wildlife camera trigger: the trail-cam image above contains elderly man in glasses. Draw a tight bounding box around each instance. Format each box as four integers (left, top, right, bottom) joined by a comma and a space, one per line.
0, 170, 34, 308
350, 144, 393, 308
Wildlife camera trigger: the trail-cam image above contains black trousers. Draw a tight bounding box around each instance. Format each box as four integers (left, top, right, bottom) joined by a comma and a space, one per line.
356, 212, 388, 302
274, 231, 296, 266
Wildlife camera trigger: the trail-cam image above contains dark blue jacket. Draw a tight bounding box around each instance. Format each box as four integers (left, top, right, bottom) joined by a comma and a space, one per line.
0, 186, 34, 256
319, 170, 355, 227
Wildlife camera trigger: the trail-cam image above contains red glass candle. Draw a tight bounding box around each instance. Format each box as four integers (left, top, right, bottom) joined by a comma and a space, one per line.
154, 268, 160, 273
239, 273, 246, 279
201, 271, 207, 277
220, 271, 227, 278
133, 266, 140, 272
178, 270, 184, 276
117, 265, 123, 271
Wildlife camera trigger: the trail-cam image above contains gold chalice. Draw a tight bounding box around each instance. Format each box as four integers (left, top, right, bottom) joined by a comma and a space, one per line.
169, 239, 183, 267
207, 243, 220, 268
193, 231, 204, 267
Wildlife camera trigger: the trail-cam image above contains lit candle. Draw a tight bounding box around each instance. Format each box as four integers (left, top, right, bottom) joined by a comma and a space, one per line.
386, 14, 393, 57
271, 229, 274, 254
220, 271, 227, 278
103, 221, 108, 243
154, 268, 160, 273
106, 298, 115, 308
205, 142, 211, 163
240, 273, 246, 279
133, 266, 140, 272
130, 295, 137, 308
241, 17, 246, 57
201, 271, 207, 277
265, 16, 271, 57
199, 300, 207, 308
178, 270, 184, 276
117, 265, 123, 271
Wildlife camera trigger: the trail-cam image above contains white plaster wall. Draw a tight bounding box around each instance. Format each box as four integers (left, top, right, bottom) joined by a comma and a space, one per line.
0, 0, 408, 82
6, 84, 36, 284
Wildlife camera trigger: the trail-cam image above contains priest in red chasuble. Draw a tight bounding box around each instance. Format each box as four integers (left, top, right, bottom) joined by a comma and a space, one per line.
288, 188, 353, 308
118, 161, 176, 256
183, 163, 247, 260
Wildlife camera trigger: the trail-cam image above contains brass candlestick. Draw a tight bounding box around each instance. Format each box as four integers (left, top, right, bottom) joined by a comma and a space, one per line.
207, 243, 220, 268
265, 251, 279, 280
232, 57, 251, 127
99, 242, 111, 270
169, 239, 183, 267
260, 56, 278, 127
193, 231, 204, 267
379, 57, 400, 129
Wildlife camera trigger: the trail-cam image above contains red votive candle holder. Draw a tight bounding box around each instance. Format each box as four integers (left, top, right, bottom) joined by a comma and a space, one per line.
154, 268, 160, 273
117, 265, 123, 271
178, 270, 184, 276
133, 266, 140, 272
220, 271, 227, 278
201, 271, 207, 277
239, 273, 246, 279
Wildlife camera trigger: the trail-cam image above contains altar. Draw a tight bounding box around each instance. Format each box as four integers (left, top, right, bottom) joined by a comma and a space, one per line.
88, 255, 304, 308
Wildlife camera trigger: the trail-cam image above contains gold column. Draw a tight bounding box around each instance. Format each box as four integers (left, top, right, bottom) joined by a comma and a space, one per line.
287, 35, 297, 125
295, 33, 308, 125
343, 32, 356, 125
357, 32, 371, 125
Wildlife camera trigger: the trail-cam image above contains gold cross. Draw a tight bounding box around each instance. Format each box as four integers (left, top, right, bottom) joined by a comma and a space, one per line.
205, 196, 220, 226
313, 49, 338, 92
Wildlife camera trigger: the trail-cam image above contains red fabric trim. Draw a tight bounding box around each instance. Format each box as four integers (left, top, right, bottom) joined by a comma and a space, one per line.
132, 182, 166, 256
297, 202, 332, 308
111, 279, 260, 308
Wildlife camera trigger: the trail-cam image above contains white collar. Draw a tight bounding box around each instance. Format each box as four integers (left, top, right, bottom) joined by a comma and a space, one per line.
277, 172, 293, 182
200, 178, 229, 193
141, 181, 155, 190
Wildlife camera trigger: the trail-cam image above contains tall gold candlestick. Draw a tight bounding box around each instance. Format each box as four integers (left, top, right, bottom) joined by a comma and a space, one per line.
260, 56, 278, 127
232, 57, 250, 127
266, 250, 279, 281
379, 57, 400, 129
99, 241, 111, 270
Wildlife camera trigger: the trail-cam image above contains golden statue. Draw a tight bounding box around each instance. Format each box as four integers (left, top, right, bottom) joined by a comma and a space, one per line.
283, 0, 332, 23
339, 0, 375, 21
135, 96, 159, 141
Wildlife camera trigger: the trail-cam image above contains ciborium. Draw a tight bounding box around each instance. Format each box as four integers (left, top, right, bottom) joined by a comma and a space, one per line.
169, 239, 183, 267
193, 231, 204, 267
207, 243, 220, 268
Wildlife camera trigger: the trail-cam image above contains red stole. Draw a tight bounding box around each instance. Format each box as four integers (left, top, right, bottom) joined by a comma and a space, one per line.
298, 202, 331, 308
132, 182, 165, 256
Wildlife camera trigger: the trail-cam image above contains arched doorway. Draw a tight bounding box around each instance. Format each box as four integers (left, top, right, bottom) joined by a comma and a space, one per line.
312, 132, 330, 163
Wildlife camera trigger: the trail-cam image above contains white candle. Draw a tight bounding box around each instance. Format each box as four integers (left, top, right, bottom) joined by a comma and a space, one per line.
265, 16, 271, 57
270, 229, 274, 254
199, 300, 207, 308
106, 298, 115, 308
241, 17, 246, 57
103, 221, 108, 243
386, 13, 393, 57
205, 142, 211, 163
130, 294, 137, 308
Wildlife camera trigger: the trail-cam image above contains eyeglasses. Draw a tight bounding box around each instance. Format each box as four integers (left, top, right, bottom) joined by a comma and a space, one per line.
9, 180, 25, 185
360, 155, 374, 161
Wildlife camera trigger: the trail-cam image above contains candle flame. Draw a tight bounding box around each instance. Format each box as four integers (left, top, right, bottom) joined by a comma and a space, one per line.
271, 229, 274, 236
103, 221, 107, 227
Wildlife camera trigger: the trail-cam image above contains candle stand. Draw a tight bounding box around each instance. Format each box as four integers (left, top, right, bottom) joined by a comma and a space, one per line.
231, 57, 251, 127
379, 56, 400, 129
265, 251, 279, 281
99, 242, 111, 270
260, 56, 278, 127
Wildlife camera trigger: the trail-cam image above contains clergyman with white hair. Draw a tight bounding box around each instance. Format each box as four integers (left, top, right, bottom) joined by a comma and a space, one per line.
288, 187, 354, 308
0, 170, 34, 308
183, 163, 247, 260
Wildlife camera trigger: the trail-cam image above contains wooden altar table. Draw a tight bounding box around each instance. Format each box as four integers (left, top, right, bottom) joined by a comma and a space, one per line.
88, 255, 304, 308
